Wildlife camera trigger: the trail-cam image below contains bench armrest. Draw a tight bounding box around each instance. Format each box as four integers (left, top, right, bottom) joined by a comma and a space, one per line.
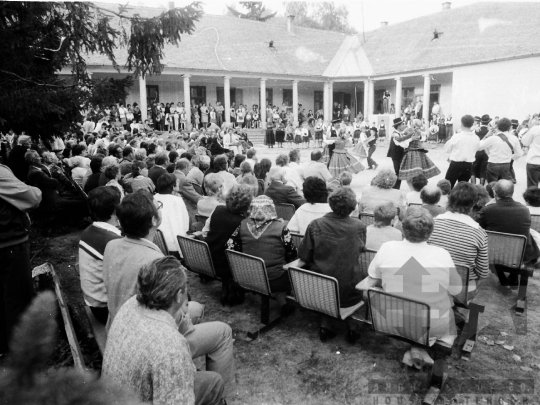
284, 258, 307, 270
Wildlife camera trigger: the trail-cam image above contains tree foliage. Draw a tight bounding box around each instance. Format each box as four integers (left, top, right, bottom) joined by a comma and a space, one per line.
226, 2, 276, 22
283, 2, 357, 34
91, 76, 135, 107
0, 1, 203, 138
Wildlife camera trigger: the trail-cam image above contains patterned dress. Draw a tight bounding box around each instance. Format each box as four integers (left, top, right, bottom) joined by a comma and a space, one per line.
327, 138, 365, 177
398, 139, 440, 180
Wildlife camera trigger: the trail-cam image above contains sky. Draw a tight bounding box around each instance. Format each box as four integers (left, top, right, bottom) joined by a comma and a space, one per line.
94, 0, 540, 33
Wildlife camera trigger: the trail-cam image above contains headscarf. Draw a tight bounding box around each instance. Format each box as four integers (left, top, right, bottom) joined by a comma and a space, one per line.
246, 196, 278, 239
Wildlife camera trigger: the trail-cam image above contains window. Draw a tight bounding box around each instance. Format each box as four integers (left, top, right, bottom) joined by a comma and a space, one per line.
402, 88, 415, 112
314, 91, 323, 112
190, 86, 206, 106
146, 85, 159, 108
373, 90, 384, 114
282, 89, 292, 107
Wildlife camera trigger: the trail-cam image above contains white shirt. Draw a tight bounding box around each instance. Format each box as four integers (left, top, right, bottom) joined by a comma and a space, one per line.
302, 161, 333, 182
283, 166, 304, 195
478, 132, 523, 163
287, 203, 332, 235
289, 161, 305, 180
154, 194, 190, 253
521, 125, 540, 165
443, 129, 479, 163
216, 171, 237, 197
245, 158, 257, 171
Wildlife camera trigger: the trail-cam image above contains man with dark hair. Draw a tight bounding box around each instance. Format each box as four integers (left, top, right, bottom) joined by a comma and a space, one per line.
84, 155, 104, 193
386, 118, 413, 190
477, 179, 539, 289
478, 117, 523, 183
149, 152, 169, 186
79, 186, 122, 324
443, 114, 479, 188
303, 150, 333, 182
174, 158, 202, 225
0, 162, 41, 354
420, 185, 445, 218
103, 190, 235, 398
118, 146, 134, 177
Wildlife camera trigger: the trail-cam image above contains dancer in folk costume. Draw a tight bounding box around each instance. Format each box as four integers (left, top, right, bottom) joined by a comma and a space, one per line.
399, 119, 441, 189
322, 122, 338, 163
285, 123, 294, 148
327, 133, 365, 177
314, 118, 324, 148
352, 129, 369, 160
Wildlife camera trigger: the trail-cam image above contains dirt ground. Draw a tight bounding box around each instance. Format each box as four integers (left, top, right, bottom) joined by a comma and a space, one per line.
27, 141, 540, 404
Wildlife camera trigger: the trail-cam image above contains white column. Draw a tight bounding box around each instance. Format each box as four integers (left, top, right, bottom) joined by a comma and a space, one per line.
323, 82, 329, 122
224, 76, 231, 124
292, 80, 299, 127
183, 74, 191, 130
329, 81, 333, 121
139, 75, 147, 122
394, 77, 402, 119
369, 80, 375, 119
363, 80, 369, 119
423, 74, 430, 123
260, 78, 266, 129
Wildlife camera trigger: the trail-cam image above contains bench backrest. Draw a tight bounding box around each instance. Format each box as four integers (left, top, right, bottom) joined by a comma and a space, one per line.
275, 203, 295, 221
177, 235, 218, 279
290, 232, 304, 248
486, 230, 526, 270
288, 266, 341, 319
359, 249, 378, 280
153, 229, 169, 256
226, 249, 272, 296
359, 213, 374, 227
454, 264, 470, 305
531, 214, 540, 234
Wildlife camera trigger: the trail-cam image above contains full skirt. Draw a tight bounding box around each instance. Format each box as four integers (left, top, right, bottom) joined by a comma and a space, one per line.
399, 150, 440, 180
328, 150, 365, 177
351, 142, 368, 160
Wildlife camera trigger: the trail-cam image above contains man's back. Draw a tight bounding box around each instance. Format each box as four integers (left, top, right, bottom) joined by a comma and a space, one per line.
149, 166, 167, 186
265, 181, 306, 209
103, 237, 164, 330
303, 161, 332, 182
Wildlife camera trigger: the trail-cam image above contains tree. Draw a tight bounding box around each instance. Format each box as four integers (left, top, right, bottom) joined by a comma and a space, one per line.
91, 76, 135, 107
283, 2, 356, 35
226, 2, 276, 22
0, 1, 203, 138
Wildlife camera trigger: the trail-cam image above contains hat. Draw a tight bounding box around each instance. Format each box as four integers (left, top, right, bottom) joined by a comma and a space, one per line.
480, 114, 491, 125
474, 116, 481, 121
370, 127, 378, 133
511, 119, 519, 128
393, 118, 403, 126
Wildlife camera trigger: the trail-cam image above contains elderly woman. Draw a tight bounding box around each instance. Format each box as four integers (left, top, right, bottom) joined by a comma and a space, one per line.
104, 164, 125, 200
227, 196, 296, 316
236, 161, 254, 184
429, 182, 489, 300
204, 184, 254, 305
359, 169, 406, 217
71, 156, 89, 187
154, 173, 190, 257
366, 202, 402, 250
198, 173, 225, 217
213, 154, 236, 197
123, 161, 155, 194
359, 207, 462, 365
287, 177, 332, 235
299, 187, 366, 343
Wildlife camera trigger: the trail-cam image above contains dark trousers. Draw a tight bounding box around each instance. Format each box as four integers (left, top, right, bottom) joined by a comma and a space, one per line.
495, 265, 519, 287
445, 161, 473, 188
392, 158, 402, 190
526, 163, 540, 188
486, 162, 512, 183
327, 143, 336, 166
367, 145, 377, 168
0, 241, 34, 353
89, 306, 109, 325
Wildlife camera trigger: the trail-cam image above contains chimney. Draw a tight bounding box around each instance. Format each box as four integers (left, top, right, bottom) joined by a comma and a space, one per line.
442, 2, 451, 10
380, 21, 388, 27
287, 15, 295, 35
168, 1, 174, 10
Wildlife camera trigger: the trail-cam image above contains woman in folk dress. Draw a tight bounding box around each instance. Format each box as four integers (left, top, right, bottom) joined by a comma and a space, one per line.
327, 133, 365, 178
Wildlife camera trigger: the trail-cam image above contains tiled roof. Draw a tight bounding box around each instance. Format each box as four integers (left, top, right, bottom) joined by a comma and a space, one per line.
87, 3, 347, 77
361, 2, 540, 76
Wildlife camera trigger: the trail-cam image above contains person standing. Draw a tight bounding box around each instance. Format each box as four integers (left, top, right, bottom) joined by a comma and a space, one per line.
471, 114, 491, 185
382, 90, 390, 114
520, 117, 540, 188
443, 115, 480, 188
477, 118, 523, 183
386, 117, 413, 190
0, 163, 42, 354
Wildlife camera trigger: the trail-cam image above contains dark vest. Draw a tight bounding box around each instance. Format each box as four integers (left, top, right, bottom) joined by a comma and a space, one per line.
386, 129, 405, 160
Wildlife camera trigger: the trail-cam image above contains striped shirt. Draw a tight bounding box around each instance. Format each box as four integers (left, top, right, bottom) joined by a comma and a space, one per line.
428, 212, 489, 280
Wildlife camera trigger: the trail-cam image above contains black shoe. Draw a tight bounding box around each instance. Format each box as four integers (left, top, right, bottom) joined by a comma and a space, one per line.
347, 330, 361, 344
319, 327, 336, 342
280, 302, 296, 317
220, 283, 230, 307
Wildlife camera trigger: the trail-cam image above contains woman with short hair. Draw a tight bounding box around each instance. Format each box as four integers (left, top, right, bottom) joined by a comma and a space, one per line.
287, 177, 332, 235
299, 187, 366, 343
359, 169, 406, 217
366, 202, 402, 250
124, 161, 155, 194
104, 164, 124, 200
197, 173, 225, 217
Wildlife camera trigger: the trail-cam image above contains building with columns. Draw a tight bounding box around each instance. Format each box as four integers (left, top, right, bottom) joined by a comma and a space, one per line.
81, 2, 540, 131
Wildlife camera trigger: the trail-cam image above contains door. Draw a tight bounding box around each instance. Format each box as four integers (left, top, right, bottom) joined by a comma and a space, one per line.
190, 86, 206, 106
146, 85, 159, 108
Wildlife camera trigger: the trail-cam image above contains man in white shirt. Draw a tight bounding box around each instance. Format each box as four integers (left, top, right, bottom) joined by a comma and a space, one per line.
477, 118, 523, 183
288, 149, 304, 180
303, 150, 333, 182
245, 148, 257, 170
443, 115, 480, 188
520, 117, 540, 188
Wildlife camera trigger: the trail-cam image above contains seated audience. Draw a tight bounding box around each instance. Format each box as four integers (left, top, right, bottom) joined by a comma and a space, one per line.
365, 202, 402, 250
264, 166, 306, 209
124, 161, 155, 193
429, 182, 489, 299
98, 156, 118, 186
237, 175, 259, 197
205, 185, 253, 305
276, 154, 304, 196
235, 161, 253, 184
420, 185, 446, 218
485, 181, 497, 206
245, 148, 257, 170
406, 174, 428, 205
197, 173, 225, 217
148, 152, 169, 187
299, 187, 366, 343
359, 207, 462, 363
78, 187, 122, 324
327, 171, 352, 192
103, 257, 225, 405
174, 158, 203, 225
104, 164, 125, 200
287, 177, 331, 235
477, 179, 540, 288
155, 173, 190, 257
84, 155, 104, 194
187, 155, 204, 185
255, 158, 272, 191
41, 151, 77, 197
227, 196, 296, 316
213, 154, 236, 197
436, 179, 451, 208
288, 149, 304, 180
70, 156, 89, 187
303, 150, 333, 182
103, 190, 235, 396
472, 184, 490, 220
231, 154, 246, 177
359, 170, 406, 218
523, 186, 540, 215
